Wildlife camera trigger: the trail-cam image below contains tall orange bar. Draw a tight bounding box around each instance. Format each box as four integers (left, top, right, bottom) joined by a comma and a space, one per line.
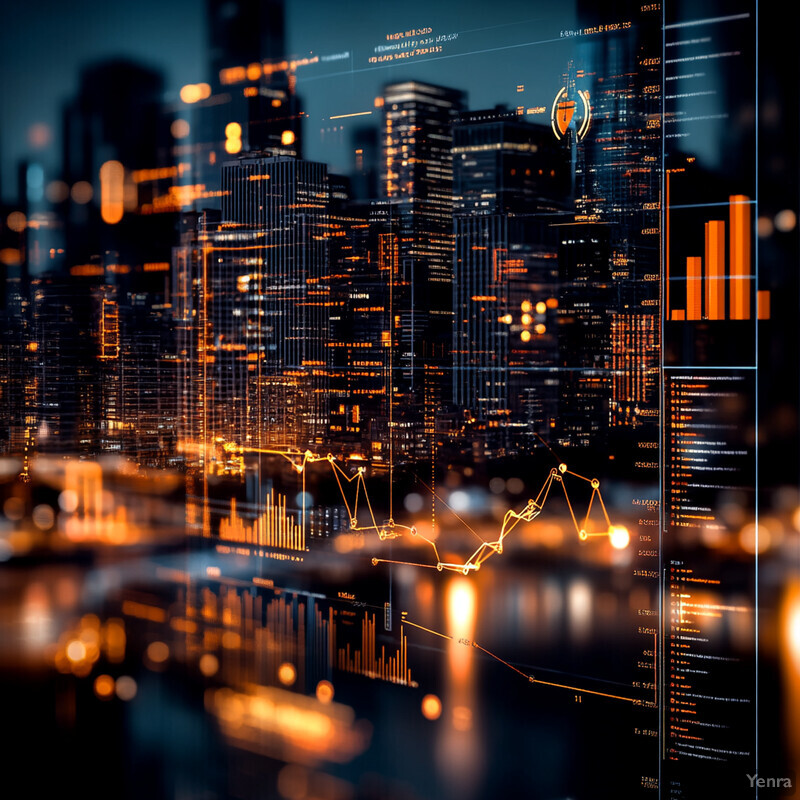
671, 309, 686, 321
686, 257, 702, 320
704, 220, 726, 319
729, 195, 751, 319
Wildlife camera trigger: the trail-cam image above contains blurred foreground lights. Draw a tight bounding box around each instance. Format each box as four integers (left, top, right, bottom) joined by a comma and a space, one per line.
739, 522, 771, 554
71, 181, 93, 204
449, 579, 476, 630
171, 119, 190, 139
449, 490, 469, 512
315, 680, 334, 704
278, 662, 297, 686
58, 489, 79, 513
506, 477, 524, 495
775, 209, 797, 232
789, 594, 800, 668
277, 763, 354, 800
609, 525, 631, 550
281, 130, 296, 146
404, 492, 424, 513
99, 160, 124, 224
3, 496, 24, 521
0, 248, 21, 266
452, 705, 473, 731
180, 82, 211, 103
277, 765, 309, 800
46, 180, 70, 204
32, 504, 55, 530
295, 491, 313, 509
6, 211, 26, 232
199, 653, 219, 677
115, 676, 137, 701
488, 477, 505, 494
207, 684, 371, 764
146, 641, 170, 668
66, 639, 87, 664
28, 122, 52, 149
225, 121, 242, 139
94, 674, 115, 700
421, 693, 442, 720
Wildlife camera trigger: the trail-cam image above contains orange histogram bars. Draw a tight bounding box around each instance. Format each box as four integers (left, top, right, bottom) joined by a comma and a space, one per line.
337, 613, 413, 685
705, 220, 725, 319
219, 492, 304, 550
729, 194, 751, 319
757, 290, 771, 320
686, 256, 702, 320
667, 180, 761, 321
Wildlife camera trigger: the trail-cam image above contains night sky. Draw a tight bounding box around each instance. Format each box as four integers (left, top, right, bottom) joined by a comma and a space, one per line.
0, 0, 205, 202
0, 0, 580, 203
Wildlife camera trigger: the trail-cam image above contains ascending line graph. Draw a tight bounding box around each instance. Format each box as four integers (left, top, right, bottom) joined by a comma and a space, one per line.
223, 444, 626, 574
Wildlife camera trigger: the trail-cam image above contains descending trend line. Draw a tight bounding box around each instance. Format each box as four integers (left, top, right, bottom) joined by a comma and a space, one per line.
222, 445, 624, 574
402, 614, 638, 704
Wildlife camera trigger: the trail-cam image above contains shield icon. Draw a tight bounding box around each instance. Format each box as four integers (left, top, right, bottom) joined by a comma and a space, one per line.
556, 96, 575, 136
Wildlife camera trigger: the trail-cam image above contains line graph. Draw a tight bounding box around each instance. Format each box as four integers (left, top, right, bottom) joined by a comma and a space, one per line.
222, 444, 627, 574
401, 613, 648, 705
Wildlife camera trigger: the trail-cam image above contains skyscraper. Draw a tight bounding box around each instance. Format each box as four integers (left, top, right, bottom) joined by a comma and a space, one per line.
382, 81, 465, 462
451, 108, 567, 456
202, 153, 330, 456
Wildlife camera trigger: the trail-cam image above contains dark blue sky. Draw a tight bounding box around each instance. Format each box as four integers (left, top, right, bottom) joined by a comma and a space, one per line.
0, 0, 204, 202
0, 0, 580, 202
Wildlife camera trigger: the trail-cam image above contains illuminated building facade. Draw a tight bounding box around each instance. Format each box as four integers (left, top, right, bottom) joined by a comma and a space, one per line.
204, 153, 330, 455
556, 222, 613, 448
382, 81, 465, 461
327, 198, 395, 460
452, 109, 567, 456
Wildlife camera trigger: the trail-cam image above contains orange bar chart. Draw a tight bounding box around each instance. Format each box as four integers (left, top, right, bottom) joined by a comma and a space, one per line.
686, 257, 702, 320
219, 492, 305, 550
729, 194, 751, 320
336, 613, 414, 686
667, 194, 765, 321
704, 220, 725, 320
757, 290, 771, 320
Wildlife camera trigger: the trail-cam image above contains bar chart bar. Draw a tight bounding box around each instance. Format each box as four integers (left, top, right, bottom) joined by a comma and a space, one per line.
729, 195, 751, 320
757, 290, 771, 320
686, 257, 702, 320
705, 220, 725, 320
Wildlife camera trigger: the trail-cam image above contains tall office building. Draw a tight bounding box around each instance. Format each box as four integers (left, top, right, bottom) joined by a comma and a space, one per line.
30, 271, 102, 454
452, 109, 567, 456
556, 223, 613, 448
0, 264, 32, 459
200, 153, 330, 458
382, 81, 465, 461
328, 198, 398, 461
550, 8, 662, 449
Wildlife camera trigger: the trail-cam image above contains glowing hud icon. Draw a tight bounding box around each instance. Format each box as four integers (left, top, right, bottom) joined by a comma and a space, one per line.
550, 85, 591, 141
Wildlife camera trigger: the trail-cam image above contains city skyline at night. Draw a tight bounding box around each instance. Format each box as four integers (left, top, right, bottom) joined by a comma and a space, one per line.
0, 1, 797, 799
